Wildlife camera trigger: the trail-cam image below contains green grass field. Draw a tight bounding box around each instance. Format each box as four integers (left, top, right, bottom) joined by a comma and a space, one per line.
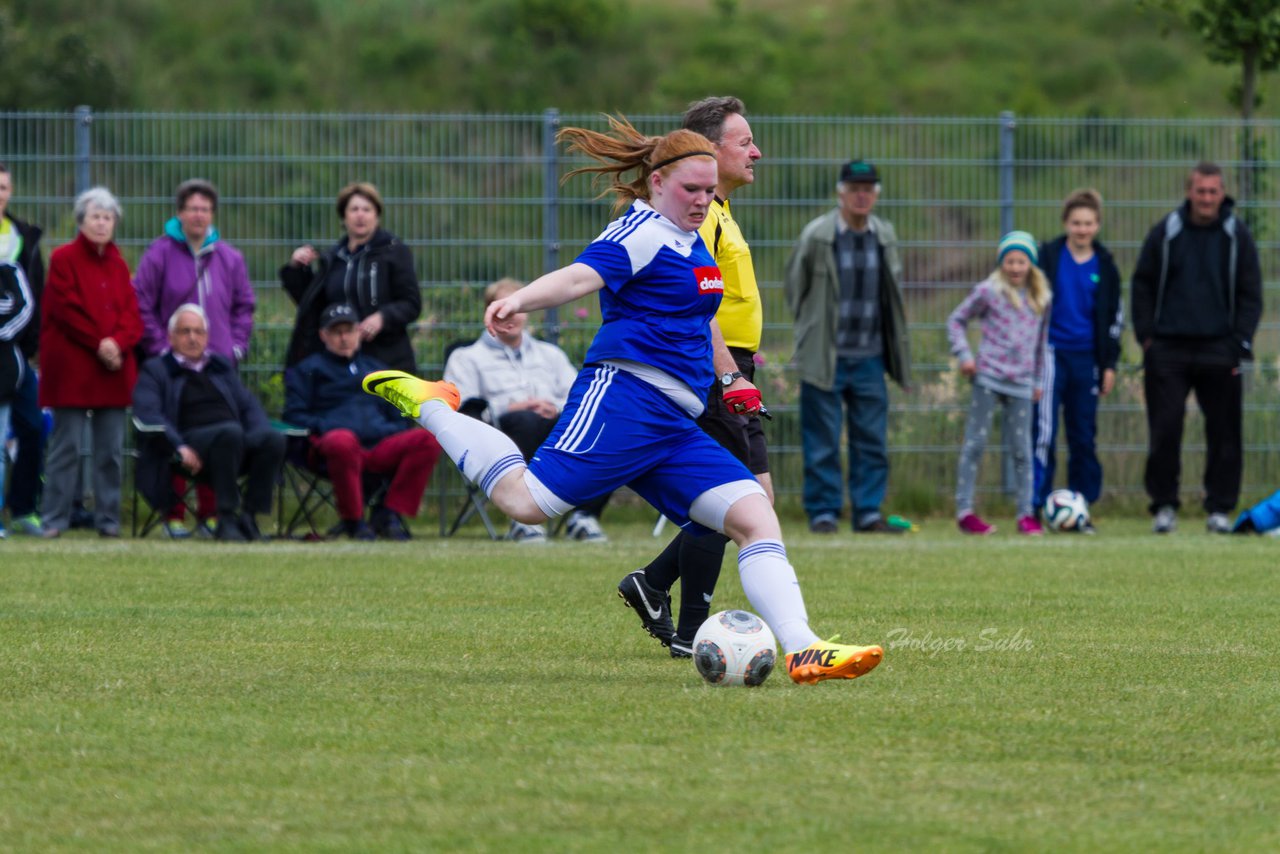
4, 520, 1279, 851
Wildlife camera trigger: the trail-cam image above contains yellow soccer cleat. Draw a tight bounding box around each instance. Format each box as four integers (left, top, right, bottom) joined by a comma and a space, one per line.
362, 370, 460, 419
785, 636, 883, 685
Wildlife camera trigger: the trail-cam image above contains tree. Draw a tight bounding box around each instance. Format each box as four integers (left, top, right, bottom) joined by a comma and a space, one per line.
0, 5, 122, 109
1196, 0, 1280, 119
1146, 0, 1280, 219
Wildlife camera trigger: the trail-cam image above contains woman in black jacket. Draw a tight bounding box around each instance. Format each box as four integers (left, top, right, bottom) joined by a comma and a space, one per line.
281, 182, 422, 373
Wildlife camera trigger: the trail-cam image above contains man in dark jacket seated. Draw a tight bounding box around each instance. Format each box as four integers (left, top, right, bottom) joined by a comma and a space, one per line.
283, 303, 442, 540
133, 304, 285, 541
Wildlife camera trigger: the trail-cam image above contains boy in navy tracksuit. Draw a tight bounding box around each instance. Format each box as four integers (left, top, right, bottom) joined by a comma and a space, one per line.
1032, 189, 1123, 527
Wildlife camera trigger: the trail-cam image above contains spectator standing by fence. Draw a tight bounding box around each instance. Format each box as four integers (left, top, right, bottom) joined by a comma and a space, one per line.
1131, 161, 1263, 535
0, 164, 46, 537
0, 258, 35, 538
948, 231, 1050, 536
1031, 189, 1123, 531
784, 159, 912, 535
38, 187, 142, 538
282, 182, 421, 373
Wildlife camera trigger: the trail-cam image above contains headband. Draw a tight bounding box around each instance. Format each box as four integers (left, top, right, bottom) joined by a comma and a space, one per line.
650, 150, 716, 171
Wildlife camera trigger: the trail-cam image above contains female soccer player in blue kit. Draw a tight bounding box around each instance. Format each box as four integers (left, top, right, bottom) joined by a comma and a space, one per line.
364, 116, 882, 685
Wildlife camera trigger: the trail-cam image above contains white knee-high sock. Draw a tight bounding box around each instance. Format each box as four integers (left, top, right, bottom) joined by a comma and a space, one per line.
418, 401, 525, 497
737, 540, 820, 653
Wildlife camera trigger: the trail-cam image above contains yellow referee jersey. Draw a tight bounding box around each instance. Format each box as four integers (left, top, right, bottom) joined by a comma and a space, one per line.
699, 197, 761, 352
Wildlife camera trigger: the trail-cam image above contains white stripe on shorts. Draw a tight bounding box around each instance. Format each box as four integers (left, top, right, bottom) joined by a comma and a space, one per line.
555, 365, 615, 454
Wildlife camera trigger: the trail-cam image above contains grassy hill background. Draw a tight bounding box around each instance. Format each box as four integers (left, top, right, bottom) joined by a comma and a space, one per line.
5, 0, 1278, 117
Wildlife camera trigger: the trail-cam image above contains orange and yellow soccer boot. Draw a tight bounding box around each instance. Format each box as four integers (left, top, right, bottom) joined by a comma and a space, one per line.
362, 370, 460, 419
786, 636, 883, 685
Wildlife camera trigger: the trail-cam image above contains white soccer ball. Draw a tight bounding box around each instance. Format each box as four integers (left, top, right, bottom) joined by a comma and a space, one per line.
1044, 489, 1090, 532
692, 610, 777, 687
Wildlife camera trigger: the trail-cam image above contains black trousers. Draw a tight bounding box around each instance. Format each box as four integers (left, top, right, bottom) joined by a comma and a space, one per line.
184, 422, 286, 516
1142, 342, 1243, 514
497, 410, 609, 518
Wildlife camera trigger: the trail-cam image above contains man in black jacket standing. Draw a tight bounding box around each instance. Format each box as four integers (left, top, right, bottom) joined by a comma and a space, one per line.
1131, 161, 1263, 534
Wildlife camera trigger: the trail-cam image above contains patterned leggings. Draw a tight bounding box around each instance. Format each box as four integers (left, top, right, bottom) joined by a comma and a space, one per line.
955, 383, 1034, 518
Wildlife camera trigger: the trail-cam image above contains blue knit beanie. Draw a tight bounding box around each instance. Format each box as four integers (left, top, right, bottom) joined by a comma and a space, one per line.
997, 230, 1038, 266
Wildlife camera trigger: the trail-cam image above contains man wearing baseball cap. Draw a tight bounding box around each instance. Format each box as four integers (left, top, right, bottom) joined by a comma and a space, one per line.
784, 159, 912, 534
284, 303, 442, 540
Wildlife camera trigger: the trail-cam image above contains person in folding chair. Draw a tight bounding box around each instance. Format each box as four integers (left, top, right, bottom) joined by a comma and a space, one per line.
443, 277, 611, 544
284, 303, 442, 541
132, 304, 284, 542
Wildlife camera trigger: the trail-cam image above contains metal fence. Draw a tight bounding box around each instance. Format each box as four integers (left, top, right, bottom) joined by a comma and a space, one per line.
3, 109, 1278, 513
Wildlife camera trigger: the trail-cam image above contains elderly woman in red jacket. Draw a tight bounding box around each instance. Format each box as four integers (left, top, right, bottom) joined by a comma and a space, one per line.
39, 187, 142, 538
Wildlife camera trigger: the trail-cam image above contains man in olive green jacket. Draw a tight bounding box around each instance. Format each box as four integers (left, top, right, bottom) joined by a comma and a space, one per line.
783, 159, 911, 534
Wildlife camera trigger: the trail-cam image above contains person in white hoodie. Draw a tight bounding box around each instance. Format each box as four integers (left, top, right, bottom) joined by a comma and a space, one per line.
444, 278, 610, 543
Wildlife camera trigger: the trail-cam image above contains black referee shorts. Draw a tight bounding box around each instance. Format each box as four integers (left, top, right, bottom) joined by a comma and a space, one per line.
696, 346, 769, 475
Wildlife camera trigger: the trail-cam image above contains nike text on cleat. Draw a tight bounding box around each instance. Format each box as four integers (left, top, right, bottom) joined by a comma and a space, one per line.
785, 637, 883, 685
616, 570, 676, 647
362, 370, 460, 418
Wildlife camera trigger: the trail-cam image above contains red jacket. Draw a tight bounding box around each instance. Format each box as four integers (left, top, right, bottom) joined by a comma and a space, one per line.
39, 231, 142, 409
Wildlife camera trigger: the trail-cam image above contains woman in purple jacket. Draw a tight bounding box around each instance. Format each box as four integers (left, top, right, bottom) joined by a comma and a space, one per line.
133, 179, 256, 363
132, 179, 256, 537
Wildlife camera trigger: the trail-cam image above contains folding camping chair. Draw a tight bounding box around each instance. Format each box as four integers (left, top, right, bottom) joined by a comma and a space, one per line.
130, 414, 201, 538
279, 423, 391, 539
131, 415, 291, 538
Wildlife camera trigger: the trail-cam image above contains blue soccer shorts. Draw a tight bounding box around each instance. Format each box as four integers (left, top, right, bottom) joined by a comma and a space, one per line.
526, 364, 756, 533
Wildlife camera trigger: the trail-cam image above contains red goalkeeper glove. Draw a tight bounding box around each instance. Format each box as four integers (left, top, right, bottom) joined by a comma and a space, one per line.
723, 387, 763, 416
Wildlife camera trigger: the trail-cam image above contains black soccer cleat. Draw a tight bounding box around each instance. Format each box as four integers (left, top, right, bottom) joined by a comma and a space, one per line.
617, 570, 676, 647
669, 634, 693, 659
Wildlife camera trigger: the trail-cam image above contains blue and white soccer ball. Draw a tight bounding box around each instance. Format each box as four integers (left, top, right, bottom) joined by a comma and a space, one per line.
693, 610, 777, 687
1044, 489, 1090, 532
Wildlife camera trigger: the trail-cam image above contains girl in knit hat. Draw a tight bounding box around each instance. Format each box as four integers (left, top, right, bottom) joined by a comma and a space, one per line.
946, 231, 1051, 535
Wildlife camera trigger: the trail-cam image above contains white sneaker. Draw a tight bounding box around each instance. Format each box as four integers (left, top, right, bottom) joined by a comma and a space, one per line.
564, 511, 608, 542
508, 521, 547, 544
1206, 512, 1232, 534
1152, 505, 1177, 534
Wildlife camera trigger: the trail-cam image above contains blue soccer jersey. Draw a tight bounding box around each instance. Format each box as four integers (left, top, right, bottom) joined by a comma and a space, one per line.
574, 200, 724, 395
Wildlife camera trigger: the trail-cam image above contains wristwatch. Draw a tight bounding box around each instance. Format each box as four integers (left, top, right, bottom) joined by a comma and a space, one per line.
720, 370, 745, 387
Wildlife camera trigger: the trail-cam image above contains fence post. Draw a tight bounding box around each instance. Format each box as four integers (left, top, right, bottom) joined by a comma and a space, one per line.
74, 105, 93, 195
999, 110, 1017, 497
73, 104, 97, 506
543, 107, 561, 346
998, 110, 1015, 236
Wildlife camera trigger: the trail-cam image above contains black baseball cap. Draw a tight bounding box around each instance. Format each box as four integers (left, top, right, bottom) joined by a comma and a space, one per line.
320, 303, 359, 330
839, 159, 879, 184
